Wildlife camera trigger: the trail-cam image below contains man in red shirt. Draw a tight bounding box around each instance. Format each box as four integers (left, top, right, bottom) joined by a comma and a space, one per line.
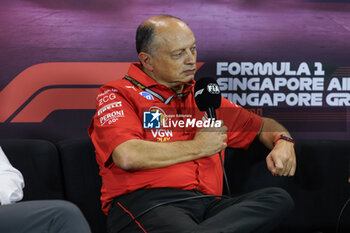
89, 15, 296, 233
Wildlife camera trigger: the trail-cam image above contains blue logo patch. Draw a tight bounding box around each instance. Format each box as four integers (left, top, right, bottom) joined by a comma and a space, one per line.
139, 92, 154, 100
143, 110, 161, 129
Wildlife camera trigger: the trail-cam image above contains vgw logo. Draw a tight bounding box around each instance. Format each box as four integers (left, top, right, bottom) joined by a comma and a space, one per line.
143, 110, 162, 129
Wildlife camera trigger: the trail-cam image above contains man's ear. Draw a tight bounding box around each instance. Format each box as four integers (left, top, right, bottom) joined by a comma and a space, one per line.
138, 52, 153, 71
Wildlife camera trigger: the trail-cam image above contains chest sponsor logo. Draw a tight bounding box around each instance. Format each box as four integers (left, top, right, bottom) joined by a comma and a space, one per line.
97, 101, 122, 116
151, 129, 173, 142
151, 129, 173, 138
139, 92, 154, 100
149, 107, 167, 121
99, 110, 124, 125
98, 93, 117, 106
125, 85, 137, 91
96, 89, 118, 100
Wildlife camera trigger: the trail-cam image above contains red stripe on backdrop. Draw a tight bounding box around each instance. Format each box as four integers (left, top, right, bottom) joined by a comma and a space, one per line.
0, 62, 131, 122
11, 88, 97, 122
0, 62, 205, 122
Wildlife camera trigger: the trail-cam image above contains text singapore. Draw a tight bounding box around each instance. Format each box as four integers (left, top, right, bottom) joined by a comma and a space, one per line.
221, 92, 323, 107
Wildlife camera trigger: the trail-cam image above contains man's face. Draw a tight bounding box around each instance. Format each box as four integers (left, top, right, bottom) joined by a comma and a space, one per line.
149, 21, 197, 89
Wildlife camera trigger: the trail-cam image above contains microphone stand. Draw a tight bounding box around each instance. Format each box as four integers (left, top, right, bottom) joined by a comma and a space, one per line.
207, 108, 231, 196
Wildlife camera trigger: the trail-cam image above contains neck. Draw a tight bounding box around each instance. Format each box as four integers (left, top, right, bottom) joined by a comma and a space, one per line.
170, 85, 185, 94
142, 68, 185, 94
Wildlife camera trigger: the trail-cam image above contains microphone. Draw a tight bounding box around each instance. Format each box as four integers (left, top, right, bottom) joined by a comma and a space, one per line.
194, 77, 231, 195
194, 77, 221, 120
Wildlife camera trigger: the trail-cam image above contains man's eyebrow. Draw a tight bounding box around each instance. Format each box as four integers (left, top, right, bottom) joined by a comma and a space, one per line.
171, 42, 197, 53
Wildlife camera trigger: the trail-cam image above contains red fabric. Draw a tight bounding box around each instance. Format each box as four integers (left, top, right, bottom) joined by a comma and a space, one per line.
88, 63, 262, 214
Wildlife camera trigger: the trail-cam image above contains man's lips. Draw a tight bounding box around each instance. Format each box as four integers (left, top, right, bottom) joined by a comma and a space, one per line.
184, 69, 196, 75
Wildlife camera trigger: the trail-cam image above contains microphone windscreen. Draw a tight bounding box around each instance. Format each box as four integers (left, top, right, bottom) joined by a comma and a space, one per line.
194, 77, 221, 111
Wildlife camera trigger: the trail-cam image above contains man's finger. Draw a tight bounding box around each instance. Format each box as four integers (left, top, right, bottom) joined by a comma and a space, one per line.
288, 160, 297, 176
273, 156, 284, 176
219, 125, 228, 132
266, 155, 276, 175
283, 160, 292, 176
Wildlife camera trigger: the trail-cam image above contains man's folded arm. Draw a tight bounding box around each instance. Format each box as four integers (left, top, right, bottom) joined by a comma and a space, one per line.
112, 126, 228, 171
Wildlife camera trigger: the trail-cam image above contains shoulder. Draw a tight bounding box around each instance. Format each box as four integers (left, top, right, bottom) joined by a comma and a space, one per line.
97, 78, 138, 98
95, 78, 145, 109
99, 78, 129, 92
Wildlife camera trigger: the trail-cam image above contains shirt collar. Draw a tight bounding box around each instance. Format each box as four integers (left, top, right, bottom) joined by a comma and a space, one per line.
127, 63, 195, 94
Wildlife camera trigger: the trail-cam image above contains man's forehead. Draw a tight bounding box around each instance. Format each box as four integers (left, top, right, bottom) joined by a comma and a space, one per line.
155, 30, 196, 52
140, 16, 195, 53
153, 21, 194, 45
152, 19, 188, 33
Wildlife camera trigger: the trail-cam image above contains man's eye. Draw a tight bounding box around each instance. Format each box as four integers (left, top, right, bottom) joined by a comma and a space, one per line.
173, 51, 184, 57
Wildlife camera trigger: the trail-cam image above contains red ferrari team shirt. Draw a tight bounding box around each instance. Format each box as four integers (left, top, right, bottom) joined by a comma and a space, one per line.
88, 63, 262, 214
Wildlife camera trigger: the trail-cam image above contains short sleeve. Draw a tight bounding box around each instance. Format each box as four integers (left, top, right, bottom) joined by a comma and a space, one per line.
0, 147, 24, 205
88, 86, 143, 167
218, 98, 262, 149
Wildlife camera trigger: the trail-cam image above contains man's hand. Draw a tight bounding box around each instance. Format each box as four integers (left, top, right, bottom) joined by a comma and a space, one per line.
266, 139, 296, 176
258, 117, 297, 177
193, 125, 228, 157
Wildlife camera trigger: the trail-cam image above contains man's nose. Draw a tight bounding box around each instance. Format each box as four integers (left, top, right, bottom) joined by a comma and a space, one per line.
184, 49, 196, 64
